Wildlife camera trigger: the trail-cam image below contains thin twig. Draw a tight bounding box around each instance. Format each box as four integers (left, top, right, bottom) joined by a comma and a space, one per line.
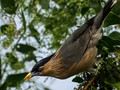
84, 76, 96, 90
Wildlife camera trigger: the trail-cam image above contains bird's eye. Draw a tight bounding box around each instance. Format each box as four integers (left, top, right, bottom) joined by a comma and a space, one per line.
38, 66, 43, 71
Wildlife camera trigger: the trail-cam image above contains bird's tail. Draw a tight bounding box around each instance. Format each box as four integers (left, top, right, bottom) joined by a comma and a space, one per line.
93, 0, 117, 29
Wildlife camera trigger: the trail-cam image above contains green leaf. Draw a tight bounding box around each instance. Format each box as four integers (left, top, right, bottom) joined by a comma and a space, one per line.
104, 13, 120, 27
23, 53, 36, 62
0, 24, 9, 34
0, 82, 7, 90
21, 12, 26, 31
6, 53, 24, 70
89, 0, 101, 13
1, 0, 17, 14
113, 82, 120, 90
16, 44, 36, 54
11, 62, 24, 70
29, 24, 41, 44
6, 73, 28, 87
112, 0, 120, 15
0, 56, 1, 80
44, 87, 50, 90
97, 36, 120, 54
39, 0, 50, 10
81, 7, 89, 16
6, 53, 18, 64
72, 77, 84, 83
103, 36, 120, 46
114, 46, 120, 53
109, 31, 120, 41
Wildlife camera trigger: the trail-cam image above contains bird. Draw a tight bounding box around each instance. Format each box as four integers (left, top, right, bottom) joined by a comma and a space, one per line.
25, 0, 117, 80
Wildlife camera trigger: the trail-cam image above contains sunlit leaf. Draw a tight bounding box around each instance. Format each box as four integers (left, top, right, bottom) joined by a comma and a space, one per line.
2, 38, 14, 49
113, 82, 120, 90
0, 23, 16, 37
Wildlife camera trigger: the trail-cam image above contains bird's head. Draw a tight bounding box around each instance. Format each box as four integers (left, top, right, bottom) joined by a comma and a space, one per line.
24, 54, 54, 80
24, 62, 44, 80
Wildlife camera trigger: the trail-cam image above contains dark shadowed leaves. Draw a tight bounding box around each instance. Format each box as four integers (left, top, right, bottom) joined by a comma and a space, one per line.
109, 31, 120, 41
5, 73, 28, 87
16, 44, 36, 54
104, 0, 120, 27
0, 73, 27, 89
44, 87, 50, 90
81, 6, 89, 16
21, 12, 26, 31
72, 77, 84, 83
1, 0, 17, 14
97, 36, 120, 54
89, 0, 102, 13
29, 24, 41, 45
0, 82, 7, 90
39, 0, 50, 10
23, 52, 37, 62
0, 24, 9, 35
112, 0, 120, 15
104, 13, 120, 27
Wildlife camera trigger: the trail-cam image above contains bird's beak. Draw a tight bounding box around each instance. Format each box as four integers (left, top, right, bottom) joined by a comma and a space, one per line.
24, 72, 32, 80
24, 72, 39, 80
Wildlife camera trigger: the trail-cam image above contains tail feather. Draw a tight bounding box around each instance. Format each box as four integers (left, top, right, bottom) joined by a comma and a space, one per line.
93, 0, 117, 29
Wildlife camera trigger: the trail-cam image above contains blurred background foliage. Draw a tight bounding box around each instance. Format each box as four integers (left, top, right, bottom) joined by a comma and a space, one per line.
0, 0, 120, 90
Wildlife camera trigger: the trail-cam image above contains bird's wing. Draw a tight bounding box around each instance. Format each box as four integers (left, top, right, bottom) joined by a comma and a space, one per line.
61, 26, 92, 67
51, 18, 94, 68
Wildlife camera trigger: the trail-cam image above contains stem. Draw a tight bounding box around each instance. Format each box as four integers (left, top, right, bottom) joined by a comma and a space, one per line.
84, 76, 96, 90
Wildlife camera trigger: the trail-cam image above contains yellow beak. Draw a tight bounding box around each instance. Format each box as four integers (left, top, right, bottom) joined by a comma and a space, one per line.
24, 73, 31, 80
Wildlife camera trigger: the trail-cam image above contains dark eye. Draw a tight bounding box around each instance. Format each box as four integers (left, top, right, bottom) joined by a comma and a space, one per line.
38, 66, 43, 71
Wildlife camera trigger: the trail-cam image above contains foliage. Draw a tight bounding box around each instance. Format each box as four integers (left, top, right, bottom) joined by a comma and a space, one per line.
0, 0, 120, 90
